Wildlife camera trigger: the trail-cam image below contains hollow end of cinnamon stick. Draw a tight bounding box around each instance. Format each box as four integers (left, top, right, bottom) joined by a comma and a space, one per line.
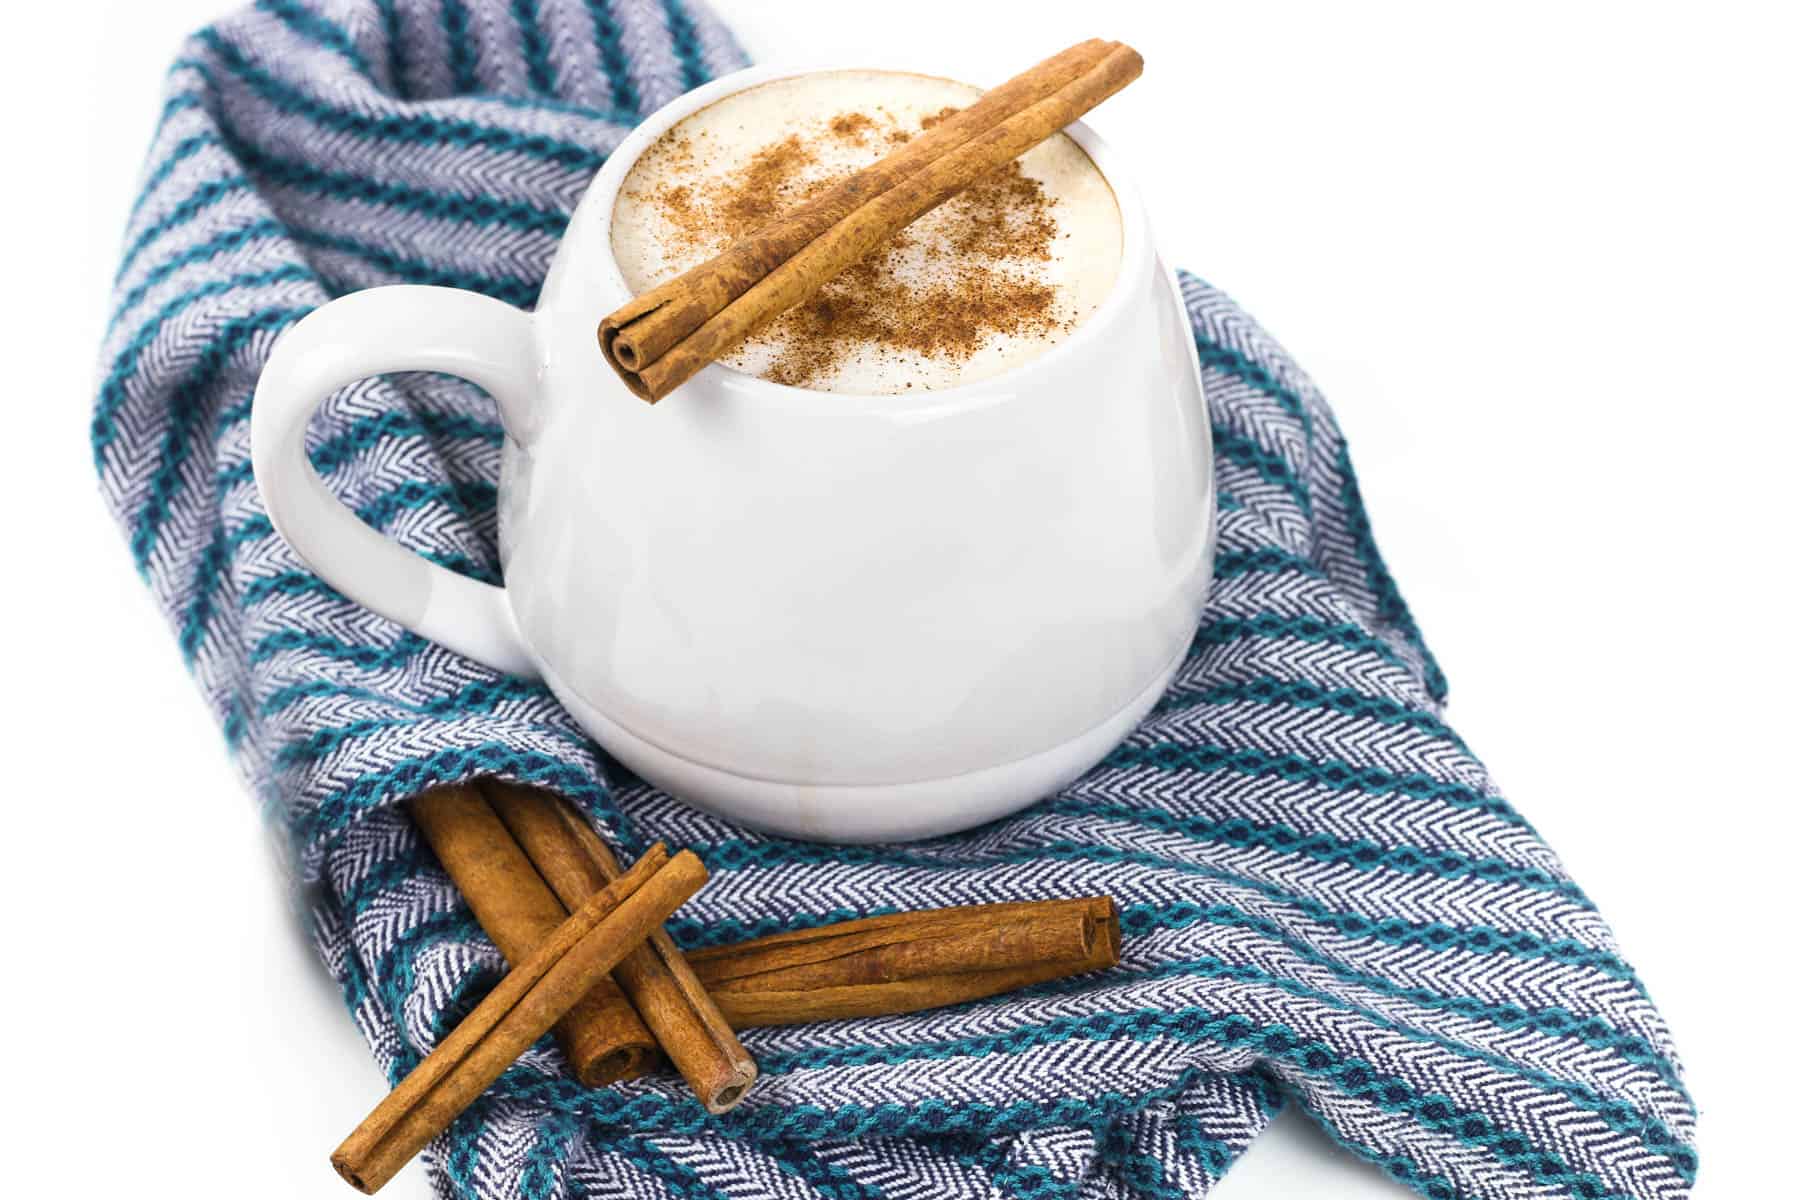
594, 318, 671, 399
331, 1154, 371, 1195
564, 1031, 655, 1087
580, 1046, 647, 1087
596, 324, 656, 401
1094, 898, 1122, 965
712, 1078, 752, 1109
612, 335, 642, 370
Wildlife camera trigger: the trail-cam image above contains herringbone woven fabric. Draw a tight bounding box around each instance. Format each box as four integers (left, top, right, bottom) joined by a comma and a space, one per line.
92, 3, 1697, 1197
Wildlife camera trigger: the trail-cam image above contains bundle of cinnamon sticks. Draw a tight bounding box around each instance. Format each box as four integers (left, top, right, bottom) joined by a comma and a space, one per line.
331, 779, 1122, 1192
598, 38, 1143, 401
332, 842, 705, 1193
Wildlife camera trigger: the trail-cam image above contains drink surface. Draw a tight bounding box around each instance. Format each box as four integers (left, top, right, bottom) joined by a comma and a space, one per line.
609, 70, 1123, 395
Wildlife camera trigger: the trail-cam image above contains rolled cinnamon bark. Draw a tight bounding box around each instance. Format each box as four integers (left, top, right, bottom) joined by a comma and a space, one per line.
331, 846, 703, 1194
599, 39, 1143, 401
482, 780, 758, 1113
686, 897, 1122, 1026
599, 38, 1116, 384
409, 787, 656, 1084
692, 899, 1102, 986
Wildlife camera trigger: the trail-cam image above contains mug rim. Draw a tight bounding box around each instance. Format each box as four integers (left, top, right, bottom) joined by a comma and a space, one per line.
569, 59, 1155, 417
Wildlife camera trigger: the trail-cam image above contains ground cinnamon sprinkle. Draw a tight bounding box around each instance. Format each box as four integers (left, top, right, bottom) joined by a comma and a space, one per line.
718, 135, 818, 233
828, 111, 876, 142
624, 104, 1070, 389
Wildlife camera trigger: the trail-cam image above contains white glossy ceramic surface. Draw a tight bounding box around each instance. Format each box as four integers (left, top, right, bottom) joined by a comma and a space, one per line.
251, 63, 1215, 842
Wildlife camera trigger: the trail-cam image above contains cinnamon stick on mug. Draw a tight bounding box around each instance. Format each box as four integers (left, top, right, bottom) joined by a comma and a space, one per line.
410, 787, 659, 1085
598, 39, 1143, 401
481, 779, 757, 1113
331, 845, 705, 1195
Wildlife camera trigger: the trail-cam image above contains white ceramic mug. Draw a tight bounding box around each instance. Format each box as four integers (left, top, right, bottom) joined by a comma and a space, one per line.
251, 63, 1215, 843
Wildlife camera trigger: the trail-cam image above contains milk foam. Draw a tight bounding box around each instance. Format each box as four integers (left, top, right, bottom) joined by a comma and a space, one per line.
610, 70, 1123, 395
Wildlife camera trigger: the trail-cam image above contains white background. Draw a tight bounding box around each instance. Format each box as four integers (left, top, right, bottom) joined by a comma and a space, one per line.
0, 1, 1792, 1195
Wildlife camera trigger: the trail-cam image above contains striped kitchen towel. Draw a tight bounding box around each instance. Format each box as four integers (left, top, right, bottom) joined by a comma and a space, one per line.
91, 2, 1697, 1198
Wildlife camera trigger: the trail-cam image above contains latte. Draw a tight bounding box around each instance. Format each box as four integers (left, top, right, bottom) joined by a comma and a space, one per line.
609, 70, 1123, 395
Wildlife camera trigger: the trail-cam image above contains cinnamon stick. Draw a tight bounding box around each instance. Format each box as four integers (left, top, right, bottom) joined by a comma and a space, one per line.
689, 897, 1106, 984
600, 38, 1113, 382
686, 897, 1121, 1027
481, 780, 757, 1112
598, 39, 1144, 401
331, 845, 705, 1194
409, 786, 656, 1085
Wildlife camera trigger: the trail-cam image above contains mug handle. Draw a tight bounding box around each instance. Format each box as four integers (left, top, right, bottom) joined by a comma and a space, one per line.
251, 285, 540, 678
